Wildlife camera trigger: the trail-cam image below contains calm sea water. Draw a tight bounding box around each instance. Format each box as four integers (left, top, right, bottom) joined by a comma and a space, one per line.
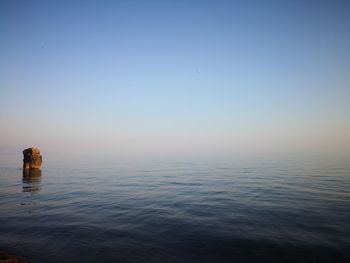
0, 154, 349, 263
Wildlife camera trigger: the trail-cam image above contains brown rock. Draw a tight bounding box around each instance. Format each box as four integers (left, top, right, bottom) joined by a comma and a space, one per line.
23, 147, 42, 170
0, 250, 31, 263
22, 169, 42, 193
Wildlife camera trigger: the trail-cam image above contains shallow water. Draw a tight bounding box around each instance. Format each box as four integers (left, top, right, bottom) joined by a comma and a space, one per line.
0, 155, 350, 262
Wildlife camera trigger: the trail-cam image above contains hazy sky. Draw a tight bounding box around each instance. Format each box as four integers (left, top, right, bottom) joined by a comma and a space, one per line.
1, 0, 349, 156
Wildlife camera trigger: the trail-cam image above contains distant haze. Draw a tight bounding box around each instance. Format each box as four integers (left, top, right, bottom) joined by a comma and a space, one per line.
1, 0, 349, 157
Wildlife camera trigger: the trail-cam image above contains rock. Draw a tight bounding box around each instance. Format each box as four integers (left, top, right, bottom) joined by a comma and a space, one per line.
23, 168, 42, 177
23, 169, 42, 193
23, 147, 42, 170
0, 250, 31, 262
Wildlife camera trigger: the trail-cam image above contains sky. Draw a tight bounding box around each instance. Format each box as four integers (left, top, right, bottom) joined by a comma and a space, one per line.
0, 0, 349, 157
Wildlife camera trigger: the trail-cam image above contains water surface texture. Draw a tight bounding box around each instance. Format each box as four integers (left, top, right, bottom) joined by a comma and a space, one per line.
0, 156, 349, 262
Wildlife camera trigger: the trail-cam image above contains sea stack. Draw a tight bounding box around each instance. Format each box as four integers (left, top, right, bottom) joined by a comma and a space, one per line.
23, 147, 42, 170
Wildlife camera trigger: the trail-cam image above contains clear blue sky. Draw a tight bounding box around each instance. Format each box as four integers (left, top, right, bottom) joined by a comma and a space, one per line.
1, 0, 349, 156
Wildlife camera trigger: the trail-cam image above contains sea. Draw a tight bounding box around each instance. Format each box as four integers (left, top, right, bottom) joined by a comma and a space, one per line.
0, 153, 349, 262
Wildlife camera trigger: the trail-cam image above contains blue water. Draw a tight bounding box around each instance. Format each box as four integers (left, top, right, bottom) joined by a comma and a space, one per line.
0, 155, 350, 262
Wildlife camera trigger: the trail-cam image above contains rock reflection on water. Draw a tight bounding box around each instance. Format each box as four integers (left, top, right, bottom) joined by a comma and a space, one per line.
22, 169, 42, 193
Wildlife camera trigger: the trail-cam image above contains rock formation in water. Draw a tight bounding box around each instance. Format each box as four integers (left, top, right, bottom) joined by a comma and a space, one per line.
0, 250, 31, 263
23, 169, 42, 193
23, 147, 42, 170
23, 168, 42, 177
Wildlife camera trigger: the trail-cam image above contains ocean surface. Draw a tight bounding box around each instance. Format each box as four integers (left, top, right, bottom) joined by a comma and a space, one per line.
0, 154, 349, 263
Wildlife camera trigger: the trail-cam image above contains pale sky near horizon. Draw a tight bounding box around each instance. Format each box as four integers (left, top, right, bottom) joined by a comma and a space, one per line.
1, 0, 349, 157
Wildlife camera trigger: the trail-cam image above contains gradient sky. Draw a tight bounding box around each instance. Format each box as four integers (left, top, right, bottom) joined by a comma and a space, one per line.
1, 0, 349, 156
